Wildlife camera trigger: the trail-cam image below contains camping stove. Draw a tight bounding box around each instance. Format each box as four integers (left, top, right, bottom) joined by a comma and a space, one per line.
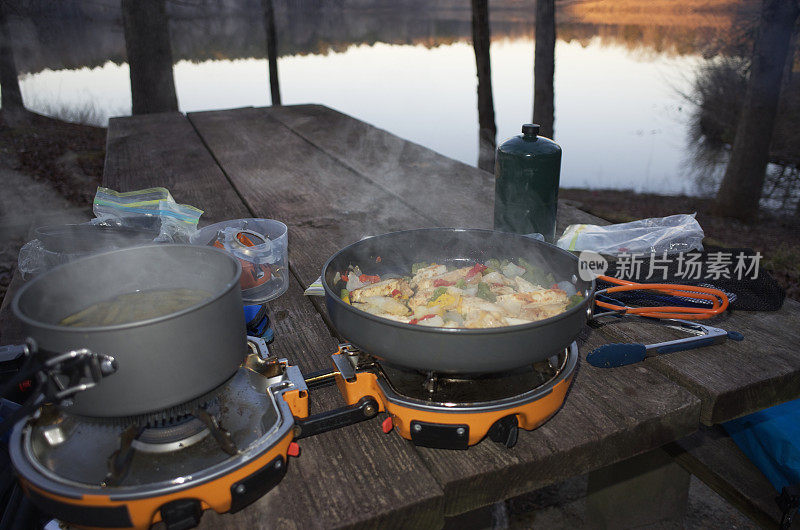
297, 342, 578, 450
9, 338, 578, 529
8, 338, 309, 530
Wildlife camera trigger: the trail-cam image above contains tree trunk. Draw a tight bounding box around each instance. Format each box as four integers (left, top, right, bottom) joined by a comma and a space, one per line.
533, 0, 555, 139
122, 0, 178, 115
471, 0, 496, 154
263, 0, 281, 106
714, 0, 799, 221
0, 2, 24, 118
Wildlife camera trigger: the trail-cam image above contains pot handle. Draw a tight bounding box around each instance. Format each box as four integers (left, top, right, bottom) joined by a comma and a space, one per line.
0, 340, 118, 435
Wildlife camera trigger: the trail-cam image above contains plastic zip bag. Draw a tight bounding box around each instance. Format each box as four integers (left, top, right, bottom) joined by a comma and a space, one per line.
92, 187, 203, 242
556, 213, 704, 256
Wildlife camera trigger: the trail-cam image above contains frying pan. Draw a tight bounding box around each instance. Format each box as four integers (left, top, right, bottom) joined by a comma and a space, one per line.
323, 228, 594, 374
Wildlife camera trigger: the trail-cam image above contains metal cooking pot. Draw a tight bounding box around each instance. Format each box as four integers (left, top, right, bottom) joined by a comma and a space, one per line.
323, 228, 594, 374
12, 245, 246, 418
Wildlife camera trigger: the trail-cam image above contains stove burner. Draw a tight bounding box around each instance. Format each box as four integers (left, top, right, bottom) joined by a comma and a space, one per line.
381, 358, 559, 404
132, 416, 209, 454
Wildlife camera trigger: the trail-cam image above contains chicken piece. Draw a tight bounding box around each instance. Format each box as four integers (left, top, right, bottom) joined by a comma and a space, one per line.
488, 284, 515, 296
417, 315, 445, 327
408, 285, 463, 310
416, 266, 473, 291
459, 296, 507, 316
410, 264, 447, 287
520, 302, 568, 321
349, 278, 414, 303
408, 288, 435, 309
352, 300, 413, 323
360, 296, 411, 316
513, 275, 545, 294
464, 310, 509, 328
483, 271, 514, 287
497, 289, 568, 308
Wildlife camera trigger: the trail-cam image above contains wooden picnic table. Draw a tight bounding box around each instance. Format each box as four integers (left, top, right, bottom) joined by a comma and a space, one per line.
2, 104, 800, 528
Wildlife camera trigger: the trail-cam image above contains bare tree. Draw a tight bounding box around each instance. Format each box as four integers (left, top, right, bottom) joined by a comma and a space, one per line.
263, 0, 281, 106
0, 1, 25, 121
533, 0, 555, 139
714, 0, 799, 220
471, 0, 496, 167
122, 0, 178, 115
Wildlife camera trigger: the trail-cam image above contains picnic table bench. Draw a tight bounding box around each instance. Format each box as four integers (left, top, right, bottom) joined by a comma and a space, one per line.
2, 104, 800, 528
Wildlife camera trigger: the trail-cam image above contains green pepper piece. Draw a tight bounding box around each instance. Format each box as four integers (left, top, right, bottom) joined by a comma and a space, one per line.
566, 293, 584, 309
476, 282, 497, 302
411, 262, 430, 275
428, 286, 448, 302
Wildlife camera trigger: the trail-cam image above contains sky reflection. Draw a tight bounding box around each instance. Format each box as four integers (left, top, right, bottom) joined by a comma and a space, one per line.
19, 37, 703, 195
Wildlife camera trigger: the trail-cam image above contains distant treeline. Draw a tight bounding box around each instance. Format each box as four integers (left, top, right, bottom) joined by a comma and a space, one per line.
7, 0, 759, 75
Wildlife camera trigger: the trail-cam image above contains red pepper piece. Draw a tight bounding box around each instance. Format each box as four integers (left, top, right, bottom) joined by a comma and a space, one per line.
410, 314, 436, 325
433, 279, 455, 287
390, 289, 402, 297
359, 274, 381, 284
465, 263, 488, 280
341, 274, 349, 282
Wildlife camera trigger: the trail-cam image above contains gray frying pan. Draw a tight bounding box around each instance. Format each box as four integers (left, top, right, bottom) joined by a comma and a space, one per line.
323, 228, 593, 374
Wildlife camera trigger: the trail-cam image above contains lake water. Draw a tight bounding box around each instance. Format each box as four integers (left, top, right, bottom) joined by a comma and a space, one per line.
7, 1, 751, 196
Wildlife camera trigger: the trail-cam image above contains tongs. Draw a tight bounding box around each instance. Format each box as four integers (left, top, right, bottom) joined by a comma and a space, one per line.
587, 278, 742, 368
587, 317, 744, 368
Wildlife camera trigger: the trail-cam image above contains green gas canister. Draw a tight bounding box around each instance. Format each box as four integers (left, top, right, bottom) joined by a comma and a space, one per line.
493, 124, 562, 242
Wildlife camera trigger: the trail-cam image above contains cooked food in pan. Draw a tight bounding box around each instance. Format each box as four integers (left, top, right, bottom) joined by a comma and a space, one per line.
60, 288, 212, 327
335, 258, 583, 328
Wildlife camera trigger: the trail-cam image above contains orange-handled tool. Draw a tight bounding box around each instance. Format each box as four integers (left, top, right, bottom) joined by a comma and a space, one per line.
594, 275, 729, 320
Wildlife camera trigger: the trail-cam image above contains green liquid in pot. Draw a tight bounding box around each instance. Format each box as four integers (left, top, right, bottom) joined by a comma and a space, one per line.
59, 288, 212, 327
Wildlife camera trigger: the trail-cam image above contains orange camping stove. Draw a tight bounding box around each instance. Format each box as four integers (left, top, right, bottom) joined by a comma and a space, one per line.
10, 339, 577, 529
295, 342, 578, 450
9, 339, 309, 530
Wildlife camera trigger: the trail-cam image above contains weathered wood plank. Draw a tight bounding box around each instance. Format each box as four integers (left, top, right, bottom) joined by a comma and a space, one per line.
265, 104, 495, 230
104, 112, 445, 529
103, 112, 252, 225
599, 303, 800, 425
188, 105, 701, 516
187, 107, 438, 289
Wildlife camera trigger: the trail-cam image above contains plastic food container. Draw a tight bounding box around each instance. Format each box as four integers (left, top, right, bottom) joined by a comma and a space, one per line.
191, 219, 288, 303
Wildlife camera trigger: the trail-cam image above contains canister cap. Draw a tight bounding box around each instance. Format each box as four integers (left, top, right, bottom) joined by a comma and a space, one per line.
522, 124, 540, 137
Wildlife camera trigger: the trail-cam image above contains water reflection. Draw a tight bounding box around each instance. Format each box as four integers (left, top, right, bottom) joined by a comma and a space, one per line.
7, 0, 749, 195
262, 0, 281, 105
0, 1, 24, 123
121, 0, 178, 114
18, 39, 701, 194
533, 0, 555, 139
688, 56, 800, 211
471, 0, 496, 172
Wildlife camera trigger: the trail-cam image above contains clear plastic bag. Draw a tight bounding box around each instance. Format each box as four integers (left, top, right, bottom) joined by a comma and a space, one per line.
556, 213, 704, 256
18, 187, 203, 278
92, 187, 203, 243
